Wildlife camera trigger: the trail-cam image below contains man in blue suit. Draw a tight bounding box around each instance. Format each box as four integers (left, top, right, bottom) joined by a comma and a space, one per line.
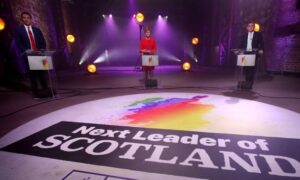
239, 22, 264, 89
15, 12, 48, 98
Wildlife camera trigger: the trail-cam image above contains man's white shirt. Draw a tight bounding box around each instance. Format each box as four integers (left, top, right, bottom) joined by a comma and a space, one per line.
246, 31, 254, 51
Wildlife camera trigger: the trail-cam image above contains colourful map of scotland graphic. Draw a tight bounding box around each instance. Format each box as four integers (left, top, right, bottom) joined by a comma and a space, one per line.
121, 96, 214, 130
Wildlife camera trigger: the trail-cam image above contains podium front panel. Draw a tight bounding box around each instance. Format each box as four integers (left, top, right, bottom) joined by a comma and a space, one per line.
28, 55, 54, 70
142, 55, 159, 66
237, 54, 256, 67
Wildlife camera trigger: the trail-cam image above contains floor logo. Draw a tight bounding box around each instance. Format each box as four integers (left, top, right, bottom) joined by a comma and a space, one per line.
0, 93, 299, 180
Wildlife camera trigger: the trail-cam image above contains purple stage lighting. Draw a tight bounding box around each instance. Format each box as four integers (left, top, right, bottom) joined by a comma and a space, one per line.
159, 49, 182, 62
128, 0, 137, 15
153, 12, 182, 65
187, 49, 198, 63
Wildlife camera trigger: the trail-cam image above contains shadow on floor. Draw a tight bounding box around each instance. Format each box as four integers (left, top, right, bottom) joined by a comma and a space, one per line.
222, 89, 259, 100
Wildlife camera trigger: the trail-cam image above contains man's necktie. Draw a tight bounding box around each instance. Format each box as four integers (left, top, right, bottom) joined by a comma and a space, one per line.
27, 27, 37, 51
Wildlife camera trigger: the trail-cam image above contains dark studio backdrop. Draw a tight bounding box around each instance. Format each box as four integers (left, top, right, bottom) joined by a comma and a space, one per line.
0, 0, 300, 85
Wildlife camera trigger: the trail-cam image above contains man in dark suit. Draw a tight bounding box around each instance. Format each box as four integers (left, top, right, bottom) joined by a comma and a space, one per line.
239, 22, 264, 89
15, 11, 48, 98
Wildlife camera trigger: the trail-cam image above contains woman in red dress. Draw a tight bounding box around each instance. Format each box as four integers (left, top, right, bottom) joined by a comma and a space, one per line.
140, 27, 157, 81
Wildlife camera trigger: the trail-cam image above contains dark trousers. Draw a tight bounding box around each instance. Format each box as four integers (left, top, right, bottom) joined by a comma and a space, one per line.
29, 70, 48, 96
242, 52, 259, 88
244, 66, 255, 83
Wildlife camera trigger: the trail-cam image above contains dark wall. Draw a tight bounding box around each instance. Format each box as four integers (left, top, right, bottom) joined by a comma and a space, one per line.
0, 0, 16, 85
271, 0, 300, 72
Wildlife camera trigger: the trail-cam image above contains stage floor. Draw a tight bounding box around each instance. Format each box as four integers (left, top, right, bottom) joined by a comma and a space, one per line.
0, 66, 299, 179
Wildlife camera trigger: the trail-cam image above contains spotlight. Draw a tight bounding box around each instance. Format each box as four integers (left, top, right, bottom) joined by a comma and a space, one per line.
94, 50, 109, 64
192, 37, 199, 45
102, 14, 106, 18
254, 23, 260, 32
164, 16, 168, 20
66, 34, 75, 43
109, 14, 112, 17
135, 12, 144, 23
158, 15, 162, 18
0, 18, 5, 31
159, 50, 182, 62
182, 62, 191, 71
87, 64, 97, 73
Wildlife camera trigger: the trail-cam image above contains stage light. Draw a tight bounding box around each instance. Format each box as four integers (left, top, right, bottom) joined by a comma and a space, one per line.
109, 14, 112, 17
164, 16, 168, 20
192, 37, 199, 45
254, 23, 260, 32
94, 50, 109, 64
87, 64, 97, 73
0, 18, 5, 31
135, 12, 144, 23
102, 14, 106, 18
182, 62, 191, 71
159, 50, 181, 62
66, 34, 75, 43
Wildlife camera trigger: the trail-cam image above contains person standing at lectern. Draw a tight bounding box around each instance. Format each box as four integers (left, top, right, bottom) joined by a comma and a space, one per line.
240, 22, 264, 89
140, 27, 157, 81
14, 12, 48, 98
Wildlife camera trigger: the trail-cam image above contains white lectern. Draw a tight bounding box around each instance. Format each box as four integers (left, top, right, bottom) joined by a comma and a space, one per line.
141, 55, 159, 88
232, 49, 257, 90
26, 50, 56, 98
142, 55, 159, 66
237, 54, 256, 67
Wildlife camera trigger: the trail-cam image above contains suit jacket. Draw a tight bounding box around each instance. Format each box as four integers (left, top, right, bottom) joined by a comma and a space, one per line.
15, 25, 46, 53
240, 31, 264, 50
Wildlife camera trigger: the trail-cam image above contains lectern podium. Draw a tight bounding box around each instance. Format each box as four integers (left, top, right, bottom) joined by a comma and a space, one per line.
237, 54, 256, 67
142, 55, 159, 66
233, 49, 257, 90
142, 55, 159, 88
26, 50, 56, 98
